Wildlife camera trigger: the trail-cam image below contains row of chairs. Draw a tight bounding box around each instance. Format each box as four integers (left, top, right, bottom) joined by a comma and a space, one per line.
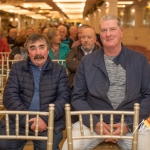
0, 103, 140, 150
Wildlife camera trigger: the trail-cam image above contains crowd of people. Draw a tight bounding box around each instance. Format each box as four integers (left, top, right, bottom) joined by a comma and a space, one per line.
0, 14, 150, 150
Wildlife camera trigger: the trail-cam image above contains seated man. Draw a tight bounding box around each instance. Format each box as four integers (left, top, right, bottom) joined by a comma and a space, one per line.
0, 33, 71, 150
66, 27, 100, 88
62, 15, 150, 150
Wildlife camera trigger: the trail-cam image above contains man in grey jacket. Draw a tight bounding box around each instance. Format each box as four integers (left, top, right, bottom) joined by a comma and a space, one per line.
63, 15, 150, 150
0, 33, 71, 150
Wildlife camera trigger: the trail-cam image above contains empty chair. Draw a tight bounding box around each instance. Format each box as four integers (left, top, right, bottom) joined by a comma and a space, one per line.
0, 104, 55, 150
64, 103, 140, 150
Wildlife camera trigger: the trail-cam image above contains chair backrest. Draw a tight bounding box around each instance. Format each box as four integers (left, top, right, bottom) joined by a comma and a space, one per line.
6, 58, 19, 80
0, 104, 55, 150
65, 103, 140, 150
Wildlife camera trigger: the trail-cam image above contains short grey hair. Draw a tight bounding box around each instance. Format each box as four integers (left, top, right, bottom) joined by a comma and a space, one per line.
100, 15, 122, 28
58, 25, 67, 33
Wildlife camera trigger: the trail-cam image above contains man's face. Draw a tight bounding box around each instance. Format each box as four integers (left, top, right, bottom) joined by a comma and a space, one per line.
100, 19, 123, 49
27, 29, 34, 36
9, 29, 17, 39
27, 39, 48, 68
81, 28, 96, 51
58, 28, 67, 40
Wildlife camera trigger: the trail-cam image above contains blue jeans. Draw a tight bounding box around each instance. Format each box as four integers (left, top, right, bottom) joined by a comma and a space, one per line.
0, 121, 63, 150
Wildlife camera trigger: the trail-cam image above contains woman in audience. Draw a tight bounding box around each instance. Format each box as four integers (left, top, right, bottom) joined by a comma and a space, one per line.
47, 27, 70, 67
10, 35, 27, 60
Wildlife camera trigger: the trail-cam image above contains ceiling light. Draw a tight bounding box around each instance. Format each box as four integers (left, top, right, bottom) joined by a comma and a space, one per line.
27, 14, 47, 19
0, 4, 19, 9
68, 14, 83, 19
22, 2, 52, 9
117, 5, 125, 8
117, 1, 134, 5
56, 2, 85, 8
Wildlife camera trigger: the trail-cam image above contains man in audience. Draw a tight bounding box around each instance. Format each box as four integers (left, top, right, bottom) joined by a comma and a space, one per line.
0, 33, 71, 150
26, 27, 34, 37
6, 28, 17, 45
63, 14, 150, 150
71, 24, 101, 48
58, 25, 73, 48
69, 26, 78, 42
18, 28, 26, 37
66, 27, 100, 88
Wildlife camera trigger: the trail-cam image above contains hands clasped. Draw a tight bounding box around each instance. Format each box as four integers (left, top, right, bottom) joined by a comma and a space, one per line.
95, 122, 128, 143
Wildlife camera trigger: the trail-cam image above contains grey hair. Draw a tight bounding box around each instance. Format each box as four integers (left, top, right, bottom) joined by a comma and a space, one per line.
100, 15, 122, 28
24, 33, 50, 52
58, 25, 67, 33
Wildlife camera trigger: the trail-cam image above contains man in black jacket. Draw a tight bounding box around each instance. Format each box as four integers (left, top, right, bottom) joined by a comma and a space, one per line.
0, 33, 71, 150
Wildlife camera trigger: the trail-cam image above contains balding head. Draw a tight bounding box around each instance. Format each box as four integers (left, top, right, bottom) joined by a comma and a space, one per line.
80, 27, 96, 52
58, 25, 67, 40
77, 24, 90, 40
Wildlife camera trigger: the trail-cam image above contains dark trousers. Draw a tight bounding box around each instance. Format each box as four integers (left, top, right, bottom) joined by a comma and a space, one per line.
0, 122, 63, 150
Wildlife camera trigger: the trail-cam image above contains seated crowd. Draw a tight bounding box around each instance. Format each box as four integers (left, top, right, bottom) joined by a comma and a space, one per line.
0, 14, 150, 150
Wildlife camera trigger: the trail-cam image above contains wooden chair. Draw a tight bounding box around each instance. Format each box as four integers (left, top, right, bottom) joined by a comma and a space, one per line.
65, 103, 140, 150
0, 104, 55, 150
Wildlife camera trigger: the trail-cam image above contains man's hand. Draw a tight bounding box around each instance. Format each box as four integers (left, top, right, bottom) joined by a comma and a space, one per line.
94, 122, 110, 135
105, 123, 129, 143
14, 54, 23, 60
29, 117, 47, 132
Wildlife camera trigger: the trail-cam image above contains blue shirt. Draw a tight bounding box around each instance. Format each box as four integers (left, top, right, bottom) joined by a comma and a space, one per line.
28, 61, 48, 111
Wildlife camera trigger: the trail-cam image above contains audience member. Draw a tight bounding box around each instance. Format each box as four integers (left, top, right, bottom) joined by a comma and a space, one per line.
0, 33, 71, 150
0, 28, 10, 53
6, 28, 17, 45
42, 27, 49, 37
47, 27, 70, 67
66, 27, 100, 88
18, 28, 26, 37
58, 25, 73, 48
9, 36, 27, 60
69, 26, 78, 42
62, 14, 150, 150
26, 27, 34, 37
72, 24, 101, 48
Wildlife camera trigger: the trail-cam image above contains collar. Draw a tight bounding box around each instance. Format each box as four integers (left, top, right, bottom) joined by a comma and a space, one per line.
29, 59, 49, 71
81, 45, 95, 55
93, 44, 127, 69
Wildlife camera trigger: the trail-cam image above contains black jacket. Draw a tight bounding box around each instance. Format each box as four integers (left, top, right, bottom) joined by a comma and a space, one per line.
2, 57, 71, 133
